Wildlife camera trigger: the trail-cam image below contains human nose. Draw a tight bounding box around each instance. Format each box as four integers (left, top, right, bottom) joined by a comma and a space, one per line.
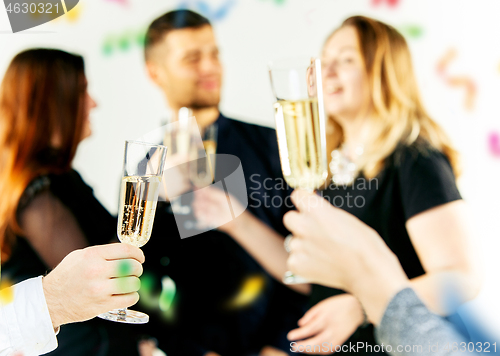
322, 60, 338, 77
89, 94, 97, 109
199, 56, 221, 75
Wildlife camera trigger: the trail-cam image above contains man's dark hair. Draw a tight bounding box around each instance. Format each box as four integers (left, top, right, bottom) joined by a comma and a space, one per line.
144, 10, 211, 61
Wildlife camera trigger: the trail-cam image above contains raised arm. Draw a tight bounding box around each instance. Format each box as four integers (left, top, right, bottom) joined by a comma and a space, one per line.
192, 187, 310, 295
19, 191, 88, 269
406, 200, 482, 315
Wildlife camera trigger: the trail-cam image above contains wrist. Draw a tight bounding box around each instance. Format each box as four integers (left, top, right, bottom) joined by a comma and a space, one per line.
221, 210, 253, 236
350, 264, 410, 325
42, 275, 68, 329
347, 294, 367, 327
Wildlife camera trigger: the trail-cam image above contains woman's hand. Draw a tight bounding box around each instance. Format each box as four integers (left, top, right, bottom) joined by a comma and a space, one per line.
283, 190, 410, 324
287, 294, 364, 355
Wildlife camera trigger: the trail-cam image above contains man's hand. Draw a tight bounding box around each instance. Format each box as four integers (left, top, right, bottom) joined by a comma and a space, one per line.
42, 243, 145, 329
160, 153, 191, 202
192, 186, 246, 232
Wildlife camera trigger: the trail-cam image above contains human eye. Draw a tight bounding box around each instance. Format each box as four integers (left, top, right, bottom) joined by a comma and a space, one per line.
340, 55, 355, 64
184, 53, 201, 64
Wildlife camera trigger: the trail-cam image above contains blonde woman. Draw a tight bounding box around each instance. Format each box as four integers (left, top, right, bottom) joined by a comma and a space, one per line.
193, 16, 480, 354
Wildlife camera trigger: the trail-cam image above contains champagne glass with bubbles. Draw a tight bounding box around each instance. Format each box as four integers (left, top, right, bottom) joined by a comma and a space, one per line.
269, 57, 328, 284
98, 140, 167, 324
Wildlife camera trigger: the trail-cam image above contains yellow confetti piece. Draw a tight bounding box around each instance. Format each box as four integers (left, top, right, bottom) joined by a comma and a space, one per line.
0, 278, 14, 305
227, 274, 266, 309
65, 3, 83, 22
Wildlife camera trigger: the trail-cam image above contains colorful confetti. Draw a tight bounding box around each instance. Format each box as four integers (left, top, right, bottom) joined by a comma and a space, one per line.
305, 9, 316, 26
117, 259, 133, 276
437, 48, 477, 112
102, 27, 147, 56
488, 132, 500, 157
371, 0, 401, 8
178, 0, 237, 22
137, 272, 178, 321
138, 272, 158, 309
159, 276, 176, 311
398, 24, 424, 39
227, 274, 266, 309
0, 278, 14, 305
259, 0, 287, 6
104, 0, 129, 6
52, 1, 84, 23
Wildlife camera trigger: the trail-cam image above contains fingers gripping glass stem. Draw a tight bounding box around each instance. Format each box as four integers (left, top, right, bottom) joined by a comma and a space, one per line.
98, 141, 167, 324
283, 234, 309, 284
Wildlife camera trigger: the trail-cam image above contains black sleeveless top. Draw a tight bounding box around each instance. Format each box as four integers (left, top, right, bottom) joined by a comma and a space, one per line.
313, 142, 462, 354
1, 170, 139, 356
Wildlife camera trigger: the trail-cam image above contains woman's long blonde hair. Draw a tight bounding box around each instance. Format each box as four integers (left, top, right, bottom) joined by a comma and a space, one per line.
327, 16, 460, 179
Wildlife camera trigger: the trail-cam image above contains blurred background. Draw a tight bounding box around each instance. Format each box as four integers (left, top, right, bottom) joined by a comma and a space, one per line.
1, 0, 499, 339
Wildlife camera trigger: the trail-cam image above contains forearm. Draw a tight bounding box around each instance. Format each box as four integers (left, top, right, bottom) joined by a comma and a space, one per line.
350, 267, 479, 324
375, 288, 468, 356
409, 269, 481, 315
225, 212, 310, 295
349, 251, 411, 325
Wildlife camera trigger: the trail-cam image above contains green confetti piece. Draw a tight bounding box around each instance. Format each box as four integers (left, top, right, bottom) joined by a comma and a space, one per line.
138, 272, 158, 309
102, 37, 115, 56
159, 276, 176, 312
400, 25, 424, 39
118, 32, 132, 51
140, 272, 155, 292
136, 29, 146, 47
117, 259, 132, 276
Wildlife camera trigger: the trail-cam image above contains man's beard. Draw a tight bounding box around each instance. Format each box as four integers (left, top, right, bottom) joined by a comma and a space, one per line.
186, 93, 220, 110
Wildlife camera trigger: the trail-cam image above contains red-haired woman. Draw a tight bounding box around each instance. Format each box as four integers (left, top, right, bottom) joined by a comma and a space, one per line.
0, 49, 138, 356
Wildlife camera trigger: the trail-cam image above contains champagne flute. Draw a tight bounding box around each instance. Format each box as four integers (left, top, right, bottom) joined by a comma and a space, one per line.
190, 123, 218, 189
163, 107, 194, 215
185, 123, 218, 230
269, 57, 328, 284
98, 140, 167, 324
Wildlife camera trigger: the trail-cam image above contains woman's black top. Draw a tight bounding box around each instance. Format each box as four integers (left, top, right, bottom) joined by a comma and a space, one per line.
315, 142, 462, 353
1, 169, 138, 356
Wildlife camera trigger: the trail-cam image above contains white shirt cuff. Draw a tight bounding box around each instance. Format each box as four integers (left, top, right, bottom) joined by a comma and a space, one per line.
0, 276, 58, 356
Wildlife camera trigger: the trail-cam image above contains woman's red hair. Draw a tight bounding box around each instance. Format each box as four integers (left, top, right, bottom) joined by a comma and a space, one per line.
0, 49, 86, 262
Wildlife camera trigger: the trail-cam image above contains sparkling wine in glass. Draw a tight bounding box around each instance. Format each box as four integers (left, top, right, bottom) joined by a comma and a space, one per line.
184, 123, 218, 230
98, 140, 167, 324
269, 57, 328, 284
163, 107, 194, 215
190, 123, 218, 189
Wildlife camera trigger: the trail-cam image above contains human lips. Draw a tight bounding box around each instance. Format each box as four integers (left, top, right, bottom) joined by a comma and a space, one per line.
198, 79, 220, 91
325, 83, 343, 95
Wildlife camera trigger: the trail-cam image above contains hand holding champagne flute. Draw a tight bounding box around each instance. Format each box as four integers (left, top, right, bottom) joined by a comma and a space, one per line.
269, 57, 328, 284
98, 140, 167, 324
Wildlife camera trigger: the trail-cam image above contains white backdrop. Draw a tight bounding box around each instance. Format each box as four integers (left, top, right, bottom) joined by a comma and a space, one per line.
1, 0, 500, 337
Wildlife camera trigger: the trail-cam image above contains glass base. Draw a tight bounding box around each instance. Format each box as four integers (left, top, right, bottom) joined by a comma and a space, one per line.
97, 309, 149, 324
283, 271, 308, 285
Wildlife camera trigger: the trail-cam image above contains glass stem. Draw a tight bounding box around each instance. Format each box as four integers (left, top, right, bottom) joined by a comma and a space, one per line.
117, 307, 127, 321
